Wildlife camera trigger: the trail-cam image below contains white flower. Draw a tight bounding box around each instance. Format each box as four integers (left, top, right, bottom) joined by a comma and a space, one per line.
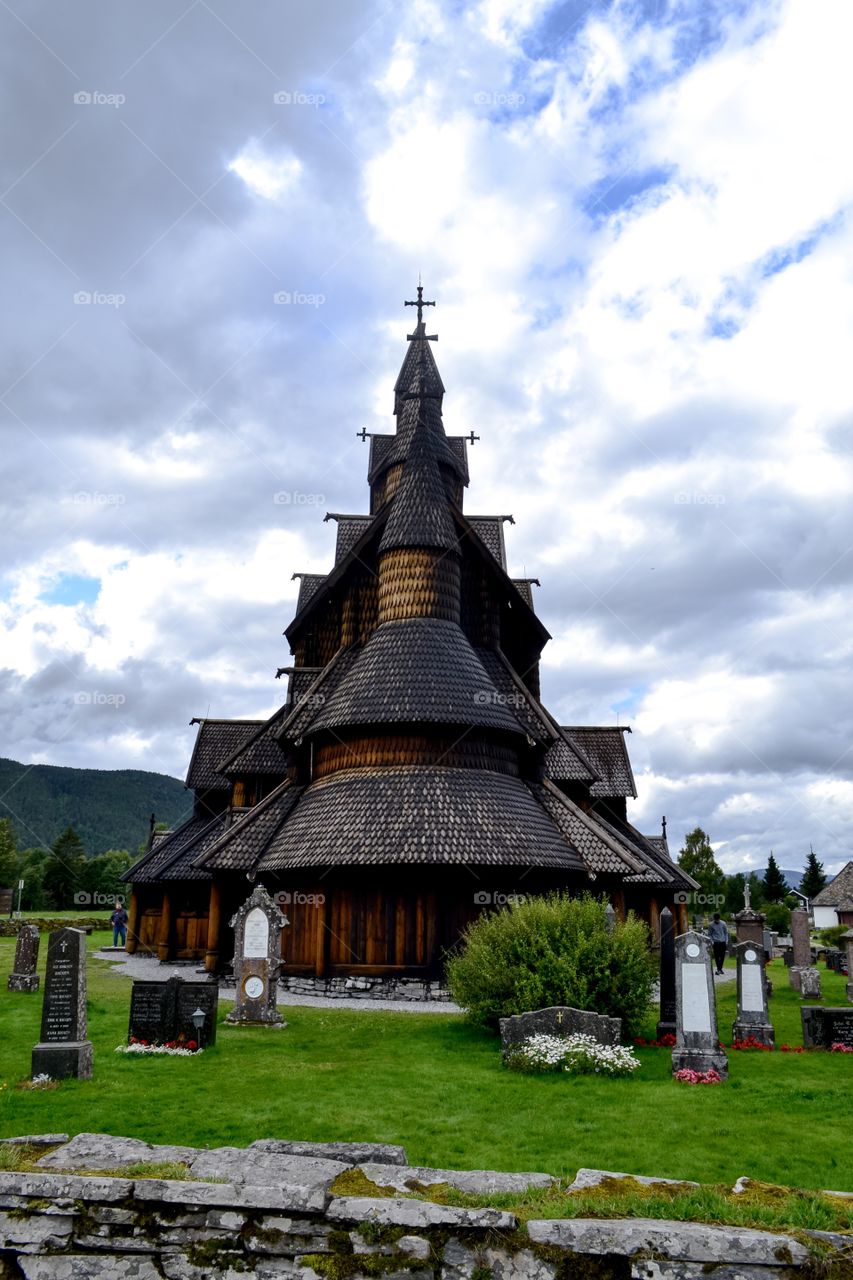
509, 1031, 640, 1077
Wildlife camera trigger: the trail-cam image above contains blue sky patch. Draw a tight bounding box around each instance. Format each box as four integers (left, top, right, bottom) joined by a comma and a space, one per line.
40, 574, 101, 607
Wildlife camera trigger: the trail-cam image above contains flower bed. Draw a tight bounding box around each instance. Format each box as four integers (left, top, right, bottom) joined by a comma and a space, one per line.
117, 1038, 200, 1057
674, 1068, 722, 1085
506, 1032, 640, 1077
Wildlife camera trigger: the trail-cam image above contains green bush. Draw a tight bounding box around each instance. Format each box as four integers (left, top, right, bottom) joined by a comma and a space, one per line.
818, 924, 850, 949
764, 902, 791, 934
445, 893, 655, 1037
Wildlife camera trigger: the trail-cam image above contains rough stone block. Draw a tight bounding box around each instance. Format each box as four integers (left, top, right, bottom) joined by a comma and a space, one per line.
0, 1172, 134, 1203
251, 1138, 408, 1166
189, 1146, 347, 1198
18, 1258, 163, 1279
134, 1177, 326, 1213
567, 1169, 699, 1192
37, 1133, 196, 1171
327, 1196, 516, 1231
527, 1218, 808, 1265
360, 1162, 553, 1197
0, 1210, 74, 1253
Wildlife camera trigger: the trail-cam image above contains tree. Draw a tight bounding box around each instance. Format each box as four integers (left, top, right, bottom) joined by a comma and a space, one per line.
17, 848, 49, 910
43, 826, 87, 911
723, 871, 766, 916
800, 848, 827, 900
0, 818, 17, 889
763, 852, 789, 903
677, 827, 726, 905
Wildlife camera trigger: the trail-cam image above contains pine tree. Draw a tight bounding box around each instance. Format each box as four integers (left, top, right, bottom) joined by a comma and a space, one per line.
763, 852, 789, 903
678, 827, 726, 905
0, 818, 18, 889
43, 826, 87, 911
800, 848, 827, 899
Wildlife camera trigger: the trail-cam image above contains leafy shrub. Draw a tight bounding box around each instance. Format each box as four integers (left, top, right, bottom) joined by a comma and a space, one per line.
818, 924, 850, 949
763, 902, 791, 934
445, 893, 655, 1037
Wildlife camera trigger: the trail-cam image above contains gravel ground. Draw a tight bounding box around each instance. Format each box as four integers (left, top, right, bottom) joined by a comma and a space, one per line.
95, 949, 462, 1013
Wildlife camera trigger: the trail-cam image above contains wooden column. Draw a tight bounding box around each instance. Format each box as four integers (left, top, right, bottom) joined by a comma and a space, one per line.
315, 890, 331, 978
126, 892, 140, 954
613, 889, 626, 921
157, 891, 172, 963
675, 899, 689, 934
649, 896, 661, 944
204, 881, 221, 974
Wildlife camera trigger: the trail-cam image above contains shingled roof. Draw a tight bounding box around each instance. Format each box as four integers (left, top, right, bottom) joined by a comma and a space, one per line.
467, 518, 509, 568
218, 707, 290, 778
193, 781, 304, 873
379, 424, 460, 554
559, 727, 638, 799
325, 515, 375, 564
813, 861, 853, 906
534, 781, 649, 878
122, 814, 222, 884
294, 574, 326, 612
308, 619, 526, 735
256, 766, 588, 872
185, 720, 264, 792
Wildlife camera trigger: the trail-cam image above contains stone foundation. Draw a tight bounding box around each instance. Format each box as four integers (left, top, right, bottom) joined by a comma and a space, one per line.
278, 976, 454, 1002
0, 1133, 834, 1279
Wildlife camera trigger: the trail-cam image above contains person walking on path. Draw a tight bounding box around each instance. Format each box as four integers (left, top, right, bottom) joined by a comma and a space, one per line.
110, 899, 129, 948
709, 913, 729, 975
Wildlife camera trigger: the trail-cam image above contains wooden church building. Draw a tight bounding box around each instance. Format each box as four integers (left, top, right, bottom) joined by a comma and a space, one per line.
124, 289, 696, 983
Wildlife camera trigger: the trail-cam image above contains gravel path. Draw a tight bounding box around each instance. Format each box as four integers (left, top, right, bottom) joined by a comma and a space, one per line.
95, 949, 462, 1013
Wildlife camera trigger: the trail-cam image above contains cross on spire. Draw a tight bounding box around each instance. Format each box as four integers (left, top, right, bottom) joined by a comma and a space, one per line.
405, 284, 437, 341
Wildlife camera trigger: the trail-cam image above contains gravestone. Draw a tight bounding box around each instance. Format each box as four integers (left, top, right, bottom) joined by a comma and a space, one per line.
672, 931, 728, 1079
8, 924, 40, 992
31, 928, 93, 1080
128, 976, 218, 1048
499, 1006, 621, 1057
656, 905, 676, 1040
842, 930, 853, 1001
225, 885, 288, 1026
789, 907, 820, 996
732, 942, 774, 1047
801, 1006, 853, 1049
734, 884, 765, 949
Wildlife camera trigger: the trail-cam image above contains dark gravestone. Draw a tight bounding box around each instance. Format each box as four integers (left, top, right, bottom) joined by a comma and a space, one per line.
129, 976, 217, 1048
732, 942, 774, 1047
656, 906, 676, 1039
499, 1006, 621, 1057
8, 924, 40, 993
226, 885, 288, 1026
129, 977, 181, 1044
801, 1006, 853, 1049
672, 931, 728, 1079
31, 928, 93, 1080
843, 930, 853, 1001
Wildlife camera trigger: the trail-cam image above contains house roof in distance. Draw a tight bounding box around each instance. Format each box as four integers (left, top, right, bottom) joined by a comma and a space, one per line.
813, 861, 853, 906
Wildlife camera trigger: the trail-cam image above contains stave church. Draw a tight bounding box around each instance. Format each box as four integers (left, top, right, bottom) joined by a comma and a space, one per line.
124, 289, 695, 986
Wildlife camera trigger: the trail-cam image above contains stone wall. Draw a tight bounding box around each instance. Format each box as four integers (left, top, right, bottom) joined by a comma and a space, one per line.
0, 1134, 839, 1279
0, 919, 106, 938
278, 976, 453, 1002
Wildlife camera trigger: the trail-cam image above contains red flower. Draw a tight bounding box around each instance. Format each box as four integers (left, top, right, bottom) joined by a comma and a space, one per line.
186, 1040, 198, 1051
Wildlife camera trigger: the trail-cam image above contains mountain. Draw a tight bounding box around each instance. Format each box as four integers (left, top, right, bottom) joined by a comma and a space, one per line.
754, 866, 803, 891
0, 757, 190, 856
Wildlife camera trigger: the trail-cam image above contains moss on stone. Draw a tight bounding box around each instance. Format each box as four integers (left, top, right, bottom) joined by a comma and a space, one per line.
329, 1167, 399, 1199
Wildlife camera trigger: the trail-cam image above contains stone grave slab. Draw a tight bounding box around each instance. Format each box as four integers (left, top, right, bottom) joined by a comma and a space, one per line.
30, 929, 92, 1080
128, 976, 218, 1048
499, 1006, 621, 1057
732, 942, 774, 1046
8, 925, 40, 993
175, 980, 218, 1047
672, 931, 728, 1079
225, 885, 288, 1026
801, 1006, 853, 1049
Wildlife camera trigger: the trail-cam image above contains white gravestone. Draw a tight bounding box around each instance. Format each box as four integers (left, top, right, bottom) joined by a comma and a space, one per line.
732, 941, 774, 1047
672, 930, 728, 1079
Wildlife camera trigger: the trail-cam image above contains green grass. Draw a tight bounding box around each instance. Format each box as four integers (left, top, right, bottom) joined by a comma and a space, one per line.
1, 939, 851, 1195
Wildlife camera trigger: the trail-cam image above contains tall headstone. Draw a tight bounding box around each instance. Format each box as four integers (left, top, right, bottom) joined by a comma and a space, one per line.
8, 924, 40, 992
843, 930, 853, 1002
226, 885, 289, 1026
672, 931, 728, 1079
732, 942, 774, 1047
656, 905, 676, 1040
31, 928, 93, 1080
789, 907, 820, 996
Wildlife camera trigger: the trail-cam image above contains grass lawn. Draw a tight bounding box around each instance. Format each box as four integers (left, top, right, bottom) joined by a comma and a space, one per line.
1, 935, 850, 1193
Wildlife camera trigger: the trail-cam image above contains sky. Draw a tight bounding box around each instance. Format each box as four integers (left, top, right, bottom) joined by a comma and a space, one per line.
1, 0, 852, 875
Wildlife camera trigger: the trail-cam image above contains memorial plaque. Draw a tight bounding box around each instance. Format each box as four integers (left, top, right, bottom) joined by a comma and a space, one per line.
672, 930, 728, 1079
8, 924, 40, 993
801, 1007, 853, 1049
732, 941, 774, 1047
176, 981, 219, 1047
226, 885, 288, 1027
31, 928, 92, 1080
129, 978, 180, 1044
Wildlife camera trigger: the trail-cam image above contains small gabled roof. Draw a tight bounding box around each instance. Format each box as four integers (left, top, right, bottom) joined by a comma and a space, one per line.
276, 646, 362, 743
185, 719, 264, 792
324, 514, 375, 564
293, 574, 326, 612
813, 861, 853, 906
467, 517, 512, 569
307, 618, 526, 736
595, 809, 698, 890
534, 781, 649, 878
217, 707, 290, 778
193, 780, 304, 873
123, 813, 224, 884
560, 727, 638, 799
256, 766, 588, 873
